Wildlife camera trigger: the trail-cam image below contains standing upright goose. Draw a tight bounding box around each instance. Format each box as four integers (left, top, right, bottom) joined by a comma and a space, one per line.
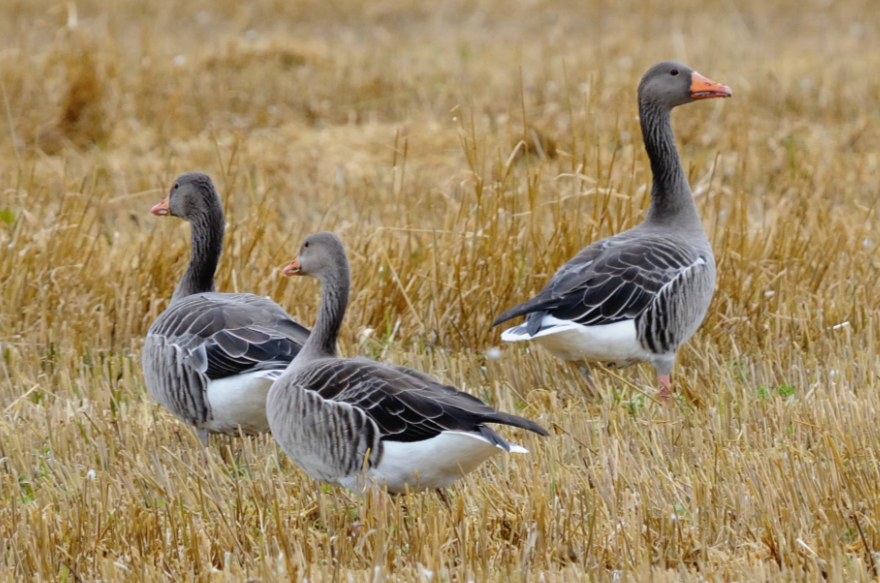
142, 172, 309, 443
493, 62, 731, 399
267, 232, 548, 494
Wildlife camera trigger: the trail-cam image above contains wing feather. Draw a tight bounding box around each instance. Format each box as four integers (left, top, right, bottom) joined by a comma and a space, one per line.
148, 292, 309, 381
494, 231, 708, 331
143, 292, 309, 428
294, 359, 548, 444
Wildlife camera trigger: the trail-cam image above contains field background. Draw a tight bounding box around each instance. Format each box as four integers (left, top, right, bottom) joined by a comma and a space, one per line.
2, 0, 880, 580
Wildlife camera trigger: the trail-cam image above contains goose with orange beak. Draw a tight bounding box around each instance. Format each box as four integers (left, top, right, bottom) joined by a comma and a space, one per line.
267, 232, 548, 494
493, 61, 730, 401
141, 172, 310, 444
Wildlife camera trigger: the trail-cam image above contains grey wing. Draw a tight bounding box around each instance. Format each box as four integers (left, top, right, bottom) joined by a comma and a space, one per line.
493, 232, 712, 336
149, 292, 309, 381
143, 292, 309, 426
300, 359, 548, 446
268, 358, 548, 482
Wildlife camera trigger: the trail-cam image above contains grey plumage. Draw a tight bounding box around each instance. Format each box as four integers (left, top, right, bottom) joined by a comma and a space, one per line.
141, 172, 308, 442
270, 369, 380, 484
268, 232, 547, 493
144, 293, 309, 430
493, 62, 730, 396
270, 356, 547, 485
494, 230, 715, 372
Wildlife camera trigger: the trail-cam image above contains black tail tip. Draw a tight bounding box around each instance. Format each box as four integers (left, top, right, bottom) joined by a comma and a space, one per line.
529, 421, 550, 437
508, 415, 550, 437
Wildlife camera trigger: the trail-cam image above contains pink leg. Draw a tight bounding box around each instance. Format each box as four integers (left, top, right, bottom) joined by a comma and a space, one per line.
435, 488, 453, 511
657, 374, 671, 401
584, 370, 599, 395
575, 363, 600, 397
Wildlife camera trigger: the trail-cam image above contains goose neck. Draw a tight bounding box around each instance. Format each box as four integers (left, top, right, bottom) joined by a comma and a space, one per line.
639, 101, 700, 227
300, 265, 350, 360
172, 211, 224, 302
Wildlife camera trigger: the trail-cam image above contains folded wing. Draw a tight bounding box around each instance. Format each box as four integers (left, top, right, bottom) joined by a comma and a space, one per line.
493, 232, 706, 334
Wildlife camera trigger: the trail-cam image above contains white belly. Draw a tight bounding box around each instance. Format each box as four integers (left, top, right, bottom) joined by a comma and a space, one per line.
501, 316, 649, 364
338, 431, 526, 493
203, 371, 276, 435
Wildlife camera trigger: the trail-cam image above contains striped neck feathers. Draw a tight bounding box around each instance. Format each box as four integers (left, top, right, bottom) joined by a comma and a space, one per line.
299, 260, 351, 360
638, 100, 702, 229
171, 206, 224, 302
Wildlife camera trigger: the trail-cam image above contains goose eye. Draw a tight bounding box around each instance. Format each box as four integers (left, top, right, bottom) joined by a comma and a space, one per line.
173, 183, 180, 190
304, 241, 310, 248
670, 69, 680, 76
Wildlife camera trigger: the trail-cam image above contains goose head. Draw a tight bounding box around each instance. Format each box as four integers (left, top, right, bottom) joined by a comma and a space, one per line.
283, 231, 348, 279
638, 61, 731, 111
151, 172, 221, 221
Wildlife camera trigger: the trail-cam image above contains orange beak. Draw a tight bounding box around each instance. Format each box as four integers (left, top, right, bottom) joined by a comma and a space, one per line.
151, 198, 171, 216
283, 258, 303, 276
690, 72, 732, 100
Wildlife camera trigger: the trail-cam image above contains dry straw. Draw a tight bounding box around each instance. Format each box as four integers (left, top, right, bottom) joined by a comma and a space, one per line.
1, 0, 880, 580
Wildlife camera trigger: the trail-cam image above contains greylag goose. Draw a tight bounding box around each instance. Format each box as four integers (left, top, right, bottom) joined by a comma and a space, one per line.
267, 232, 548, 493
493, 61, 731, 400
142, 172, 309, 443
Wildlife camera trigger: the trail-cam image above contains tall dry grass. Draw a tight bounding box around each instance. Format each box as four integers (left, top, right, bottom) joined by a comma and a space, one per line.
1, 0, 880, 580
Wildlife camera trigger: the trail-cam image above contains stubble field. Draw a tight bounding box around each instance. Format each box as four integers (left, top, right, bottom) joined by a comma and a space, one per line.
1, 0, 880, 580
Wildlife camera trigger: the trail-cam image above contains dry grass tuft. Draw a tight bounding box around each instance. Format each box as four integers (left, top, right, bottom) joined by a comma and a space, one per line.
1, 0, 880, 580
47, 34, 109, 151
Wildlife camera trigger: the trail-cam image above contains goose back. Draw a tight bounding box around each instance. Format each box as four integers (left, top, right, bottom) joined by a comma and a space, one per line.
495, 227, 715, 370
268, 355, 548, 492
144, 292, 309, 435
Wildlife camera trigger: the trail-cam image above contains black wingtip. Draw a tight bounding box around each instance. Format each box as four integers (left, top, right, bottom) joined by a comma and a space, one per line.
493, 299, 548, 330
492, 306, 524, 328
525, 419, 550, 437
494, 411, 550, 437
524, 312, 545, 337
491, 312, 510, 328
